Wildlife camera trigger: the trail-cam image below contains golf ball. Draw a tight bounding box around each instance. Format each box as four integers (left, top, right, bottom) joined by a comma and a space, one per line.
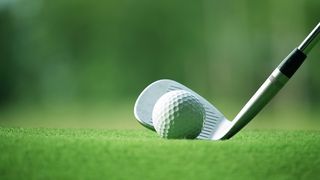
152, 90, 205, 139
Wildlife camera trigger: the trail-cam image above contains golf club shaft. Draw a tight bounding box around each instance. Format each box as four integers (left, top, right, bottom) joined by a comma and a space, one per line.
222, 22, 320, 139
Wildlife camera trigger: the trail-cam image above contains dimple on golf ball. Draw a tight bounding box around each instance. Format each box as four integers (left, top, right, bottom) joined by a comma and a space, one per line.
152, 90, 205, 139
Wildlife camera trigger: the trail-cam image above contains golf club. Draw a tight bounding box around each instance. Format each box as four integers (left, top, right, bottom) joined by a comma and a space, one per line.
134, 22, 320, 140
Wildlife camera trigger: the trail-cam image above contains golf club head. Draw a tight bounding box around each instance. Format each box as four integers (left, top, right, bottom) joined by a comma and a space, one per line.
134, 79, 233, 140
134, 23, 320, 140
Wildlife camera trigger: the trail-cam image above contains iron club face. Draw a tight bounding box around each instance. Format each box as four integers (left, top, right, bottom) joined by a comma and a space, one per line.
134, 79, 232, 140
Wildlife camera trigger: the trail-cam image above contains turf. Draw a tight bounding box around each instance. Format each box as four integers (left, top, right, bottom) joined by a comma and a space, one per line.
1, 128, 320, 179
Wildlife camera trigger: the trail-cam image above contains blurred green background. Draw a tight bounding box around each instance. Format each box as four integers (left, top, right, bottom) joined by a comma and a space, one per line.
0, 0, 319, 129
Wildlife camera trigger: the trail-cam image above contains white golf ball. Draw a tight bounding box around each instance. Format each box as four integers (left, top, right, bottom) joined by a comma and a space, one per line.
152, 90, 205, 139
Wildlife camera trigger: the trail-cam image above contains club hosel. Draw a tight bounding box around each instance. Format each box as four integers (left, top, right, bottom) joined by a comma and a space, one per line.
221, 48, 308, 139
221, 67, 290, 139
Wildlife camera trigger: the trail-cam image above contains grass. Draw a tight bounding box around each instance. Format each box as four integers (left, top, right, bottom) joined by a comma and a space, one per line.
1, 102, 320, 130
1, 128, 320, 179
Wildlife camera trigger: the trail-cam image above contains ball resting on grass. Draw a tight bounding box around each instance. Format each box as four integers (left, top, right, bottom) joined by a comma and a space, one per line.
152, 90, 205, 139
